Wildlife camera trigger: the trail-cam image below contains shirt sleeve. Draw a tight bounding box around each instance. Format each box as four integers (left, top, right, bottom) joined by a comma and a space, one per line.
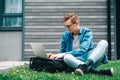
66, 28, 93, 56
60, 32, 67, 53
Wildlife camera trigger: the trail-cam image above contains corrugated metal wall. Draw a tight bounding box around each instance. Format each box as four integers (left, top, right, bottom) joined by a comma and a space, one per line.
110, 0, 115, 59
24, 0, 115, 60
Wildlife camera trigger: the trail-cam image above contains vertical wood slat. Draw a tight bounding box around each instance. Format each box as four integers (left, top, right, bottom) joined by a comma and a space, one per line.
24, 0, 115, 60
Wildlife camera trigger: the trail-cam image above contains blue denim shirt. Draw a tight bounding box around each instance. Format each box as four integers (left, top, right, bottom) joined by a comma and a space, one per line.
60, 26, 108, 63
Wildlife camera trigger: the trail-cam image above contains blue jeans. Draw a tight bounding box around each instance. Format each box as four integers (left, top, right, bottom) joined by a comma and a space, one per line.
63, 40, 108, 69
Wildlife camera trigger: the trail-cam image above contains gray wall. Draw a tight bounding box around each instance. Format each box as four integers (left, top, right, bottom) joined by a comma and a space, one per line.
24, 0, 115, 60
0, 32, 22, 61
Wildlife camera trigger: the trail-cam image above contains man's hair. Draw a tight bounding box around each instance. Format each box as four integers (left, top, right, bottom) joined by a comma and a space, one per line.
62, 12, 79, 23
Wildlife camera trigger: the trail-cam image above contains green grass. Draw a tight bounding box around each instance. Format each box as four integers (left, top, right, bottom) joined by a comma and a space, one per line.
0, 60, 120, 80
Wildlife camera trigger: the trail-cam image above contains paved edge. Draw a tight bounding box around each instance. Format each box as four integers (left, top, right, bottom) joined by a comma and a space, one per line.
0, 61, 29, 74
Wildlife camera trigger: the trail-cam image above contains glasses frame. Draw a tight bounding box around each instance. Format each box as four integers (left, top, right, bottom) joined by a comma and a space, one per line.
64, 22, 76, 29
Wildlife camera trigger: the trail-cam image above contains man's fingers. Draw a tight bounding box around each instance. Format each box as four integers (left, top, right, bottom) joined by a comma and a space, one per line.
49, 54, 58, 60
54, 57, 58, 60
47, 53, 53, 58
49, 55, 55, 59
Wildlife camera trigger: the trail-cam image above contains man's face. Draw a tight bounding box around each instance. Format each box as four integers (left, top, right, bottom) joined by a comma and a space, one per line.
63, 19, 77, 33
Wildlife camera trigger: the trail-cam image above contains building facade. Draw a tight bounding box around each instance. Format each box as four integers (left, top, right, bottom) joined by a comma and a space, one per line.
0, 0, 117, 61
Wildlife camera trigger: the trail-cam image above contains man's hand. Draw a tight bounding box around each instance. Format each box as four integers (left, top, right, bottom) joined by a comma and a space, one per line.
47, 53, 66, 60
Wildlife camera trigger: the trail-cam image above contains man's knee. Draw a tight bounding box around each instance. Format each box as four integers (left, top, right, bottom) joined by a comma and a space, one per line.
98, 40, 108, 48
63, 54, 72, 62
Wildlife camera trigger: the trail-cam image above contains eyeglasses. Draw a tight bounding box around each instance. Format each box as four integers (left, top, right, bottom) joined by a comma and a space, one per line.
64, 22, 75, 28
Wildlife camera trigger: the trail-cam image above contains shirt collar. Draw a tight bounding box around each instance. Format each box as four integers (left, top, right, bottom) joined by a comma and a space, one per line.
70, 27, 81, 38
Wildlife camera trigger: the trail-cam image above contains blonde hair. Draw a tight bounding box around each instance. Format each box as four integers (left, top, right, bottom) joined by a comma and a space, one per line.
62, 12, 79, 23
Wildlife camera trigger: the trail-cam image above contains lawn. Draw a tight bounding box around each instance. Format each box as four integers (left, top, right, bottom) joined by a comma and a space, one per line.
0, 60, 120, 80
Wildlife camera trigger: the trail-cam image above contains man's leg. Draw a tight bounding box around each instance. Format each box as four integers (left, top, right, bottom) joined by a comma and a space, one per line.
88, 40, 108, 64
75, 40, 109, 75
63, 54, 84, 69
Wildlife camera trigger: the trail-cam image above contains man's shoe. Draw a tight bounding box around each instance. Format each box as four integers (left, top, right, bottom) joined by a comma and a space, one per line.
75, 68, 84, 76
99, 68, 114, 76
75, 64, 88, 76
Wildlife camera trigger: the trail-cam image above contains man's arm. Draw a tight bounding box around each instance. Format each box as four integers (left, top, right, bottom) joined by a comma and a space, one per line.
60, 31, 68, 53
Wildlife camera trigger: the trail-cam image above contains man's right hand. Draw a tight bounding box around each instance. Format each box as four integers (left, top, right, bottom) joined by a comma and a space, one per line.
47, 53, 66, 60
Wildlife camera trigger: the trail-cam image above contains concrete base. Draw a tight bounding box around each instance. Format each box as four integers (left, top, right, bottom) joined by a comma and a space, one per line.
0, 61, 29, 73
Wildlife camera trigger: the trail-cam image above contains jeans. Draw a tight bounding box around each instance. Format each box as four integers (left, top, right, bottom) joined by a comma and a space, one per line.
63, 40, 108, 69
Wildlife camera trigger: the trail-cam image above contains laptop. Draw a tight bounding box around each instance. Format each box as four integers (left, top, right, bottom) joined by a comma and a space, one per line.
31, 43, 63, 61
30, 43, 48, 59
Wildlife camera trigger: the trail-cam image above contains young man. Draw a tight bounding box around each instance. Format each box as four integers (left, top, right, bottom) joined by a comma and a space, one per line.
47, 12, 114, 76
